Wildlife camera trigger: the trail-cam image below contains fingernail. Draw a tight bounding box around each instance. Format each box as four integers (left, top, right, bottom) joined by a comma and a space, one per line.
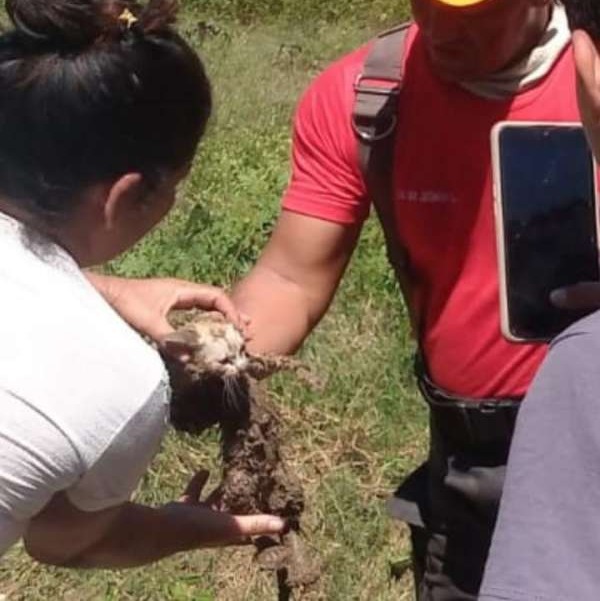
269, 518, 285, 530
550, 289, 567, 305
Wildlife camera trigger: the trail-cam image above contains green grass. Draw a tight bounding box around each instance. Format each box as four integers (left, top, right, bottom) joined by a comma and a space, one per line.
182, 0, 409, 24
0, 4, 429, 600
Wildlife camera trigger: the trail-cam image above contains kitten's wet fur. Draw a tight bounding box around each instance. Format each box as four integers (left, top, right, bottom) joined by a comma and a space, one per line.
162, 311, 321, 598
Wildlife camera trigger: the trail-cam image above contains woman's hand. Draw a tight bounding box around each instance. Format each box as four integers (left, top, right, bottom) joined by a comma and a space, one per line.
87, 272, 247, 344
25, 471, 285, 569
165, 470, 284, 544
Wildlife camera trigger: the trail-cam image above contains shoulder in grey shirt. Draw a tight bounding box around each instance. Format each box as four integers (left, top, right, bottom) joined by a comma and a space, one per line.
480, 310, 600, 601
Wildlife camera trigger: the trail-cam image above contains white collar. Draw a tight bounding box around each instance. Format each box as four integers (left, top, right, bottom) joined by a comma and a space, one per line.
460, 5, 571, 100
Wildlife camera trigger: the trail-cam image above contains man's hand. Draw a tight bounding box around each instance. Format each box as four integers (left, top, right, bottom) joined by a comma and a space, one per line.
87, 273, 247, 346
551, 282, 600, 311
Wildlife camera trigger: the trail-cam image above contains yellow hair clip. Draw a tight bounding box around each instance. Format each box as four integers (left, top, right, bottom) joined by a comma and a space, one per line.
119, 8, 139, 30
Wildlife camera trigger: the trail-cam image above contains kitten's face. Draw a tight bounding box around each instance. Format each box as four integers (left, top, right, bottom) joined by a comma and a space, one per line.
164, 314, 248, 376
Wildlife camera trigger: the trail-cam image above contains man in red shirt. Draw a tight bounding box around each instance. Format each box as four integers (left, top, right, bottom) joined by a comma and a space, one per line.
231, 1, 575, 599
89, 0, 588, 599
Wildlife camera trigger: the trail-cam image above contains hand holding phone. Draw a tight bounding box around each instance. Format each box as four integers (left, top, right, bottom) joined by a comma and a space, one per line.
492, 122, 600, 342
551, 281, 600, 310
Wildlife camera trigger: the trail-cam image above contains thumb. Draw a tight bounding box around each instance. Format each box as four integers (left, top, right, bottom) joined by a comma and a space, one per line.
550, 282, 600, 310
232, 514, 287, 537
180, 470, 210, 504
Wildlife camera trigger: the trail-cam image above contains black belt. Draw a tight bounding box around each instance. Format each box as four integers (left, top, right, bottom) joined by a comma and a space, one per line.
415, 357, 522, 449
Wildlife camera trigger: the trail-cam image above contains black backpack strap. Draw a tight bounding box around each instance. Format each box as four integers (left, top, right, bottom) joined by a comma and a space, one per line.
352, 22, 420, 336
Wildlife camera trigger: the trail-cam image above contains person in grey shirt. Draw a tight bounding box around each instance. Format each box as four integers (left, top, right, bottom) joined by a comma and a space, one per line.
480, 313, 600, 600
480, 2, 600, 599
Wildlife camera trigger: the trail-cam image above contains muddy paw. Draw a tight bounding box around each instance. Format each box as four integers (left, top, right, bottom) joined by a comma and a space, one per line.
285, 531, 322, 588
255, 538, 291, 572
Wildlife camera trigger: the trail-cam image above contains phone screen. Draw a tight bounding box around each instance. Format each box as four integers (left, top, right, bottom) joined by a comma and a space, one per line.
497, 124, 600, 341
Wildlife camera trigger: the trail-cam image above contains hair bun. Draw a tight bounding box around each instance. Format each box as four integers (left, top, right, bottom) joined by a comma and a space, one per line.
5, 0, 107, 46
5, 1, 180, 47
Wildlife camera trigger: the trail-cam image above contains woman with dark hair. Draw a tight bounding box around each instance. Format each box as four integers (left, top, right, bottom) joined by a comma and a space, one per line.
0, 0, 284, 568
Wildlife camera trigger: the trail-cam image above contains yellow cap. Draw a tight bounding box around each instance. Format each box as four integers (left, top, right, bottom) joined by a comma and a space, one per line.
437, 0, 488, 6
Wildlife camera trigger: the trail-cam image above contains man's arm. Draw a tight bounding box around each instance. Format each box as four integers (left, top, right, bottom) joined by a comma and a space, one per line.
24, 473, 284, 570
232, 210, 362, 355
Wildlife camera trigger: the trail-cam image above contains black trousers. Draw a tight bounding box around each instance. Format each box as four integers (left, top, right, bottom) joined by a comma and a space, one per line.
391, 373, 519, 600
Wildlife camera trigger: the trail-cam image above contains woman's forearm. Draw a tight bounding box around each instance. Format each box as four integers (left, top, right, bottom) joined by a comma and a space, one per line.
25, 498, 284, 570
65, 503, 208, 569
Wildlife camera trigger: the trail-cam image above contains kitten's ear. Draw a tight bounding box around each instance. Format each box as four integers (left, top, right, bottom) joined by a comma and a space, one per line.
161, 329, 200, 351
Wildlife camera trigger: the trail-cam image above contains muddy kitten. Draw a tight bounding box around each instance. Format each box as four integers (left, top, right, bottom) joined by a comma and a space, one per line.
163, 311, 313, 382
163, 310, 322, 434
163, 312, 249, 377
162, 311, 322, 596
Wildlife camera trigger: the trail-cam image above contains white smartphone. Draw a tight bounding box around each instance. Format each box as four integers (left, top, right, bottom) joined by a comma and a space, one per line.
492, 121, 600, 343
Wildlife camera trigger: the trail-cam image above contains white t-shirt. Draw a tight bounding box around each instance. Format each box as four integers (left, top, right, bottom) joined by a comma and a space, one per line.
0, 213, 170, 555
